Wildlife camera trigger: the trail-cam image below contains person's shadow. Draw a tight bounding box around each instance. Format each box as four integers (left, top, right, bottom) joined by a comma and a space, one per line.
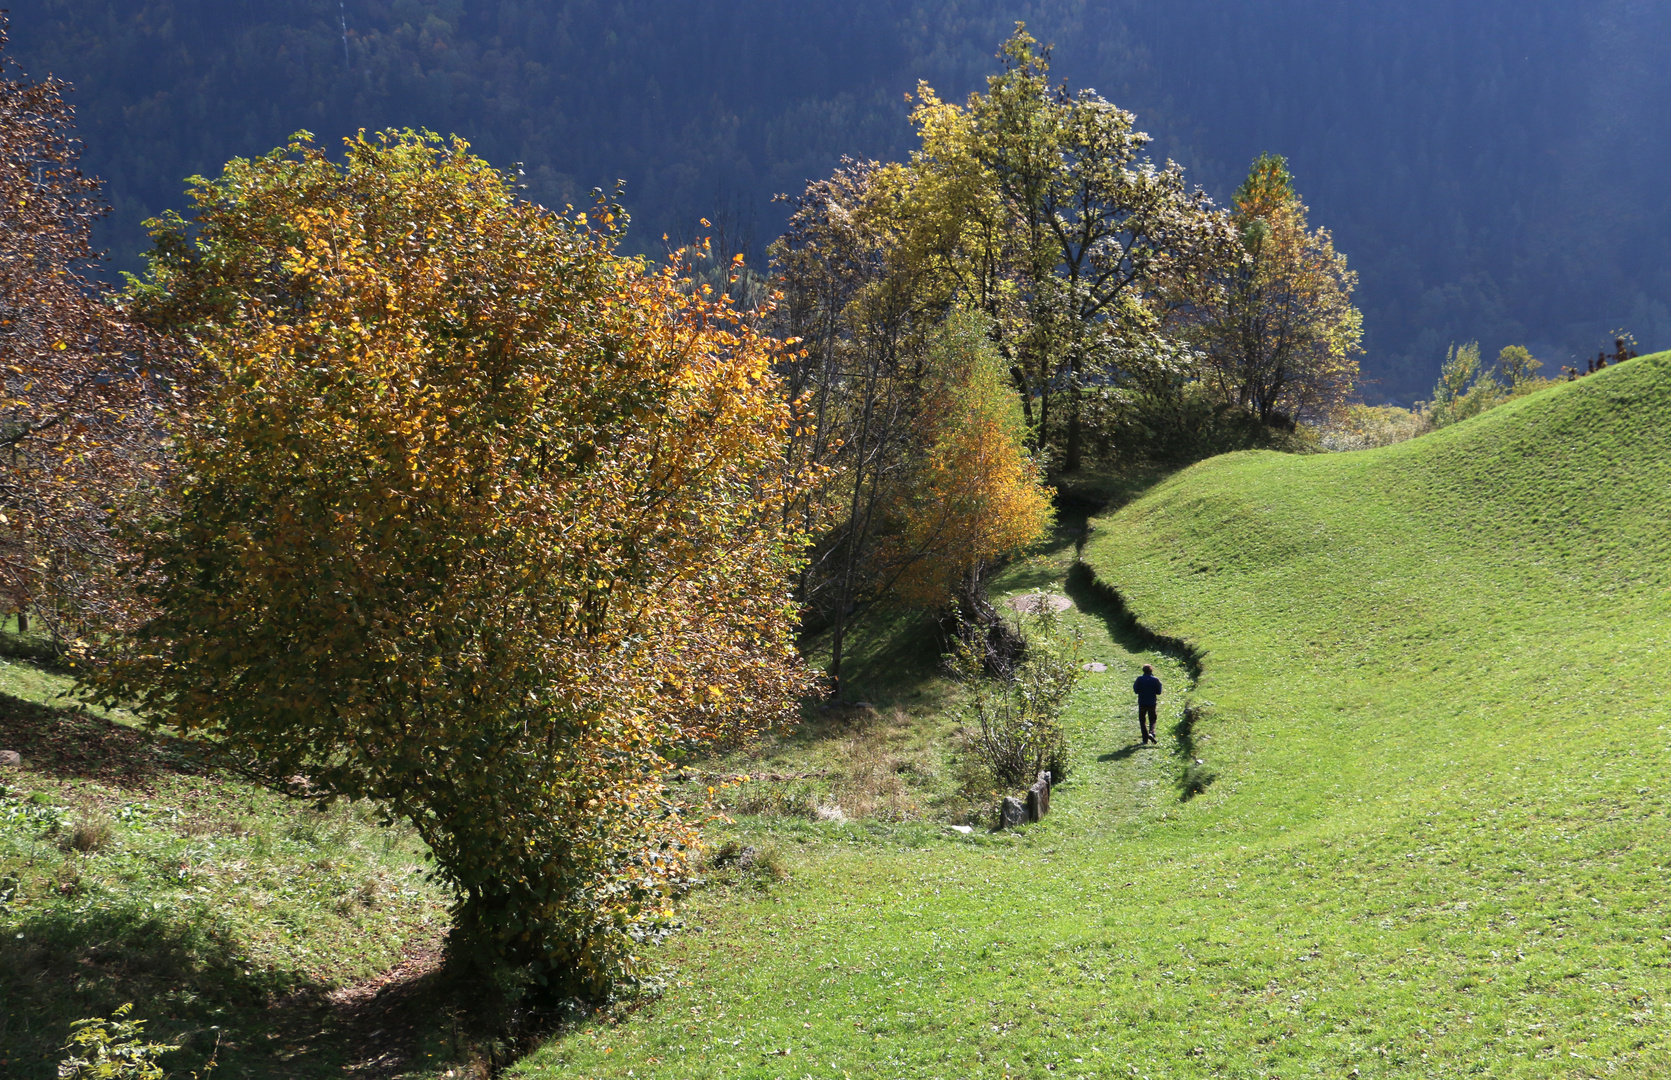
1097, 743, 1144, 762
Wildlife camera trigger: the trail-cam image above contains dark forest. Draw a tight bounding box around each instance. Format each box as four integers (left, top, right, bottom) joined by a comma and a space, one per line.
11, 0, 1669, 397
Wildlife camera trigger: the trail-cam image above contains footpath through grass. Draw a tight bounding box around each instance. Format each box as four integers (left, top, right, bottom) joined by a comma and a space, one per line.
519, 354, 1671, 1079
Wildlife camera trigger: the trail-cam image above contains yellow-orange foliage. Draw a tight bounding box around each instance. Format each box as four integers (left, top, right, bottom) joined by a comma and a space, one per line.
96, 131, 815, 995
890, 314, 1053, 607
1178, 153, 1363, 424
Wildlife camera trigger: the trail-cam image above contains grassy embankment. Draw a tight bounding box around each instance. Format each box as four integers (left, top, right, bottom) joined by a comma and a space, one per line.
682, 466, 1173, 829
519, 352, 1671, 1079
0, 646, 463, 1079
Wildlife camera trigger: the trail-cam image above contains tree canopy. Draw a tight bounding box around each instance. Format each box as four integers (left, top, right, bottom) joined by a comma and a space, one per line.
0, 18, 173, 647
1169, 153, 1363, 426
97, 129, 816, 995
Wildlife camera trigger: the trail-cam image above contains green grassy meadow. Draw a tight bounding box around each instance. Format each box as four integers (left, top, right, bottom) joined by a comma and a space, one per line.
516, 354, 1671, 1079
4, 357, 1667, 1078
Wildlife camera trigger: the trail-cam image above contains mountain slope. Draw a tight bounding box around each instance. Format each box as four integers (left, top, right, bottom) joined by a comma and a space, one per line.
9, 1, 1670, 392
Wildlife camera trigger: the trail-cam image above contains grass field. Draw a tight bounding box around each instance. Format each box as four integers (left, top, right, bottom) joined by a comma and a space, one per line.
516, 353, 1671, 1079
5, 357, 1667, 1078
0, 659, 462, 1079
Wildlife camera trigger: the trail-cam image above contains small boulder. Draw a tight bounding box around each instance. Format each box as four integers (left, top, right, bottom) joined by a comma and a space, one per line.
1008, 593, 1072, 616
999, 795, 1027, 829
0, 750, 20, 769
1026, 782, 1049, 822
1025, 771, 1053, 821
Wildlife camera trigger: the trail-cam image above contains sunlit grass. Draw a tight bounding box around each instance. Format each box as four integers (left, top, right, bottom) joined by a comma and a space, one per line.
517, 353, 1671, 1078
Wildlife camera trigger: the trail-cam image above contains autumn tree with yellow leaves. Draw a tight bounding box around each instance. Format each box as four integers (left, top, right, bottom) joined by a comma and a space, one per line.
96, 131, 816, 998
771, 164, 1055, 690
904, 28, 1236, 471
886, 314, 1052, 631
771, 26, 1227, 684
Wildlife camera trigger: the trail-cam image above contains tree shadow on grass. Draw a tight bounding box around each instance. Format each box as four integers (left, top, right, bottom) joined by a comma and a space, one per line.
0, 692, 481, 1079
2, 900, 315, 1078
795, 603, 951, 712
0, 899, 475, 1079
0, 692, 208, 788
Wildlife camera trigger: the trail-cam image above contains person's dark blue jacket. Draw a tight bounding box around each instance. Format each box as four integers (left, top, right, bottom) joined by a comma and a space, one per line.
1133, 674, 1162, 704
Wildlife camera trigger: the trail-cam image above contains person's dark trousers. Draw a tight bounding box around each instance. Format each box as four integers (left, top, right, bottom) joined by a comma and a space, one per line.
1138, 702, 1157, 743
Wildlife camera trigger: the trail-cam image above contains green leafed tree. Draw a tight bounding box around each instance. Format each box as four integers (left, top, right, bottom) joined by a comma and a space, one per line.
1496, 344, 1543, 388
1423, 340, 1510, 428
913, 26, 1235, 471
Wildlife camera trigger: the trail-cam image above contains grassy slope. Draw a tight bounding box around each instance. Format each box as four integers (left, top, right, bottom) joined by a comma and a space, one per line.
0, 661, 460, 1079
519, 354, 1671, 1079
1083, 351, 1671, 1070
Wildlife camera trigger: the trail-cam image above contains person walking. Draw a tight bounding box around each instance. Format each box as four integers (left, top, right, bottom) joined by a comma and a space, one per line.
1133, 664, 1162, 745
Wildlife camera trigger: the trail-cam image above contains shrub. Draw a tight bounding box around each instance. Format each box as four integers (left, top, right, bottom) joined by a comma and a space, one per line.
57, 1003, 179, 1080
1318, 404, 1428, 451
1420, 342, 1550, 431
66, 815, 115, 853
953, 599, 1084, 787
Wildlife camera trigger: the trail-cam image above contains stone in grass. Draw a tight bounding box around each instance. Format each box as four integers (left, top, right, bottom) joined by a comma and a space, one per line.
1083, 662, 1107, 673
0, 750, 19, 768
999, 796, 1027, 829
711, 842, 764, 870
1026, 771, 1051, 821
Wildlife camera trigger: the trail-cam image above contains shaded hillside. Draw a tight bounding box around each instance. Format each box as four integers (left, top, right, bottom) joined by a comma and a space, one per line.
9, 1, 1670, 396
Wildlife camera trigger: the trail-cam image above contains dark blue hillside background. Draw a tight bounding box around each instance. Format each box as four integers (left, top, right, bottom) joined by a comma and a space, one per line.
11, 0, 1669, 398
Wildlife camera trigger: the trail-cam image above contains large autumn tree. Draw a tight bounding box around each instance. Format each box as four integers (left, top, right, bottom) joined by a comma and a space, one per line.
0, 17, 171, 645
770, 26, 1225, 688
770, 162, 1055, 692
97, 130, 815, 996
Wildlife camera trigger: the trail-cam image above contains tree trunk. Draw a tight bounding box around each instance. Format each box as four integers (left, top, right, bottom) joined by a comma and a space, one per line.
828, 351, 885, 701
1064, 351, 1083, 473
827, 600, 847, 701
